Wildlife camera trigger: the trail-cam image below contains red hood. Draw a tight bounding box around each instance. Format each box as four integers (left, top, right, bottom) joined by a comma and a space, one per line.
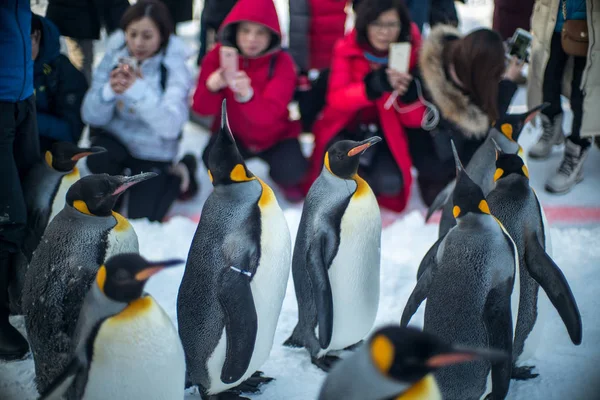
218, 0, 282, 55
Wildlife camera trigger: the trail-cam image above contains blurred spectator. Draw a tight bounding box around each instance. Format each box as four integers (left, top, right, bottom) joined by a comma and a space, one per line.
355, 0, 431, 31
0, 0, 38, 361
430, 0, 465, 28
161, 0, 194, 25
302, 0, 424, 212
197, 0, 238, 65
193, 0, 308, 202
46, 0, 130, 83
527, 0, 597, 194
30, 13, 88, 154
493, 0, 535, 40
82, 0, 197, 222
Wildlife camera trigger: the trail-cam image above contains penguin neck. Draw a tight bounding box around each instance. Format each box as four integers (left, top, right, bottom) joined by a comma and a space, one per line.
397, 375, 442, 400
489, 130, 519, 153
65, 202, 114, 221
213, 179, 261, 199
496, 174, 531, 197
456, 212, 496, 231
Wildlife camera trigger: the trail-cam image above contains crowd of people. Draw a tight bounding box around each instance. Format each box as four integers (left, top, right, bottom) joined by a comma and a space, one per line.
1, 0, 597, 360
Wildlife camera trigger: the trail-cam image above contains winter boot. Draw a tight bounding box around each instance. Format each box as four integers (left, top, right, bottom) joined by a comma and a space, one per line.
529, 114, 565, 159
545, 138, 590, 194
0, 251, 29, 361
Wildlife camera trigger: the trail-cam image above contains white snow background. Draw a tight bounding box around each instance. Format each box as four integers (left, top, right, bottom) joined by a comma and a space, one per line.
2, 1, 599, 399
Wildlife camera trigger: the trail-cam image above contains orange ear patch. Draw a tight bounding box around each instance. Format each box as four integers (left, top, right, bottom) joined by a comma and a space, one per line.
501, 124, 513, 140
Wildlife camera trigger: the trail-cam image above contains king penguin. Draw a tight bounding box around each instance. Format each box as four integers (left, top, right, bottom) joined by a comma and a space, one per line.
401, 141, 519, 400
177, 100, 291, 399
284, 136, 382, 371
39, 253, 185, 400
425, 103, 548, 242
9, 142, 106, 314
22, 172, 156, 393
486, 148, 582, 379
319, 325, 507, 400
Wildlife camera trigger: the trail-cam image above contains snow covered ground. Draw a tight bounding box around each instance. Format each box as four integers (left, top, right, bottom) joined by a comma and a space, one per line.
2, 1, 599, 399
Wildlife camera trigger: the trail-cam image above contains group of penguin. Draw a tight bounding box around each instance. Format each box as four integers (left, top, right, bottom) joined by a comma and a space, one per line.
7, 99, 582, 400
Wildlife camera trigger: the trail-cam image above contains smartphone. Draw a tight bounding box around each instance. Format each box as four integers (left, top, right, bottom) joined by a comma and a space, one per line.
389, 42, 411, 74
508, 28, 533, 62
220, 46, 238, 87
118, 56, 139, 74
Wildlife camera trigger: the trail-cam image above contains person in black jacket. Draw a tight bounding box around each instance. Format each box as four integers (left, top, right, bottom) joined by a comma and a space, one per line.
399, 25, 523, 206
160, 0, 194, 25
197, 0, 237, 65
46, 0, 130, 83
0, 0, 38, 361
31, 13, 88, 153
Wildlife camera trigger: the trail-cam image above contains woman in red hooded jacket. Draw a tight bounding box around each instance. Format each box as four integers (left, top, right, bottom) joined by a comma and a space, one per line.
303, 0, 425, 213
192, 0, 307, 200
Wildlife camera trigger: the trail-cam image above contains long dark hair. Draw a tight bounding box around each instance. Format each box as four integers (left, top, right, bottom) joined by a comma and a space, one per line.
447, 29, 506, 122
120, 0, 174, 49
355, 0, 412, 44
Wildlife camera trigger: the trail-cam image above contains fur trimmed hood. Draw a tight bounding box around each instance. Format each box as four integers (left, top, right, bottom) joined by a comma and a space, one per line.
420, 25, 489, 137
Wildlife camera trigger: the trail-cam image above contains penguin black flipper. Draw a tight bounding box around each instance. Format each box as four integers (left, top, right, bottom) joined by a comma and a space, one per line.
39, 355, 84, 400
308, 231, 336, 349
483, 281, 513, 400
401, 267, 433, 327
218, 266, 259, 384
416, 237, 442, 280
425, 180, 455, 222
524, 230, 582, 345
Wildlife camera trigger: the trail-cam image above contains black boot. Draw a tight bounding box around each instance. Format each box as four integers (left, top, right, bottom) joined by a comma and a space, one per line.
0, 251, 29, 361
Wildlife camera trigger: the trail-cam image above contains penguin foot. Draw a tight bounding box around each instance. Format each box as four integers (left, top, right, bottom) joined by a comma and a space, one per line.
233, 371, 274, 393
511, 365, 539, 380
343, 340, 364, 351
311, 355, 341, 372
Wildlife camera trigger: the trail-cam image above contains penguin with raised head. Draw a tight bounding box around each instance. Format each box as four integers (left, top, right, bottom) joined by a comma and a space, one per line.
319, 325, 507, 400
22, 172, 156, 393
177, 100, 291, 399
39, 253, 185, 400
486, 148, 582, 379
284, 136, 382, 371
402, 141, 519, 400
425, 103, 548, 241
9, 142, 106, 314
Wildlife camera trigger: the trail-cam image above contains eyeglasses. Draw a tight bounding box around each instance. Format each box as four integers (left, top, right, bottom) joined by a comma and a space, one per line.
370, 21, 401, 32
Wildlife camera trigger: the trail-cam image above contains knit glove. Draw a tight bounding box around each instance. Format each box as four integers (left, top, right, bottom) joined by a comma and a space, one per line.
364, 67, 394, 100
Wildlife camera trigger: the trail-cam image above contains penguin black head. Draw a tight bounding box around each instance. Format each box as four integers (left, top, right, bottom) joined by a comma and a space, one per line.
66, 172, 157, 216
491, 102, 549, 143
324, 137, 382, 179
207, 99, 255, 186
45, 142, 106, 172
96, 253, 183, 303
492, 141, 530, 182
450, 141, 490, 219
368, 326, 507, 387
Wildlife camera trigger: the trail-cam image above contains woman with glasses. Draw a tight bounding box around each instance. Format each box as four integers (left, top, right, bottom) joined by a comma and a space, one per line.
303, 0, 423, 213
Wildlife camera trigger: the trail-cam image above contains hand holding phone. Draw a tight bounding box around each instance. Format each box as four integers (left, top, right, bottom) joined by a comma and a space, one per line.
389, 42, 411, 73
220, 46, 239, 87
508, 28, 532, 62
118, 56, 139, 75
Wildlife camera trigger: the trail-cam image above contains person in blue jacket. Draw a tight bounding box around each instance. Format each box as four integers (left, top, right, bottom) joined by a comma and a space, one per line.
0, 0, 37, 361
31, 13, 88, 153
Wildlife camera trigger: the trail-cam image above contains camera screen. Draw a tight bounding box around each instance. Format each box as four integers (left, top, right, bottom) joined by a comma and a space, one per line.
510, 34, 531, 60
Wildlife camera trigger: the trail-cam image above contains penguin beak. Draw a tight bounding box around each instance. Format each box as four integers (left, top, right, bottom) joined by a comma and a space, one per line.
112, 172, 158, 196
348, 136, 382, 157
426, 345, 507, 368
524, 102, 550, 125
70, 146, 107, 161
134, 259, 184, 281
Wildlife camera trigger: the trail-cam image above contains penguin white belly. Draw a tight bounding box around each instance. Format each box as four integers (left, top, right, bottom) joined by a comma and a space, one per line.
206, 191, 291, 394
104, 212, 139, 261
323, 188, 381, 353
49, 171, 80, 224
83, 297, 185, 400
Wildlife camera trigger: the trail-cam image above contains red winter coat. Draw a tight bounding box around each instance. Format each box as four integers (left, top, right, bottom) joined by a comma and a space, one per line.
302, 25, 425, 212
192, 0, 300, 153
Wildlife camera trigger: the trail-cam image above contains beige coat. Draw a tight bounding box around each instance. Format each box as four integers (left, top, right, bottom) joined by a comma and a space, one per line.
527, 0, 599, 137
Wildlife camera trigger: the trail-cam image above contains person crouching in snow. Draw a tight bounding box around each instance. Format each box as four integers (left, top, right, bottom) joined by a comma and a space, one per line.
82, 0, 197, 222
302, 0, 425, 213
192, 0, 308, 203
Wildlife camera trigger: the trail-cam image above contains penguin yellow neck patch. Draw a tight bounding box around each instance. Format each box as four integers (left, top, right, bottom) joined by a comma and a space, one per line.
352, 174, 370, 198
111, 296, 153, 322
230, 164, 255, 182
522, 165, 530, 178
73, 200, 93, 215
207, 170, 213, 183
45, 151, 53, 168
111, 211, 131, 232
371, 334, 394, 374
96, 265, 107, 293
397, 375, 442, 400
258, 178, 276, 208
66, 166, 80, 179
501, 123, 513, 140
479, 200, 490, 214
494, 168, 504, 182
324, 152, 332, 174
452, 205, 461, 218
